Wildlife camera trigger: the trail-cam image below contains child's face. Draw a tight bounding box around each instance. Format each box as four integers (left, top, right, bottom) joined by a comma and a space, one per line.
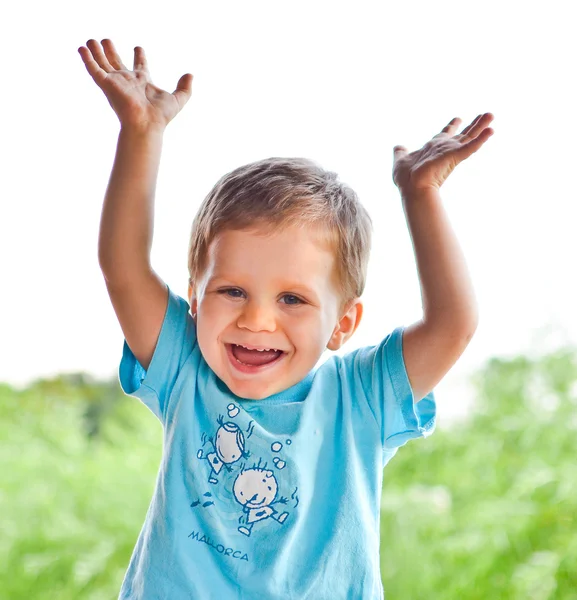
188, 224, 362, 400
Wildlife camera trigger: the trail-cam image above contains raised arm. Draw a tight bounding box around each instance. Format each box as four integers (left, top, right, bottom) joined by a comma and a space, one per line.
392, 114, 494, 402
78, 39, 193, 370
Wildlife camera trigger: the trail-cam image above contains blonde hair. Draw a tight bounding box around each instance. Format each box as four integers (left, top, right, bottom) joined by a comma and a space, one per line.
187, 157, 372, 311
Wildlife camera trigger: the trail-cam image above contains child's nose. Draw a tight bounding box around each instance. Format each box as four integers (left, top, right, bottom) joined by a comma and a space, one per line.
237, 301, 277, 332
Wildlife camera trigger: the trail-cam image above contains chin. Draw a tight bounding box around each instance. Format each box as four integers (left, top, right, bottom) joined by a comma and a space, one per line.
227, 381, 278, 401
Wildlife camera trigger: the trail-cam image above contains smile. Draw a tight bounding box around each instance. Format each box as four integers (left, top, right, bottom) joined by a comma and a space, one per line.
225, 343, 286, 374
248, 496, 266, 507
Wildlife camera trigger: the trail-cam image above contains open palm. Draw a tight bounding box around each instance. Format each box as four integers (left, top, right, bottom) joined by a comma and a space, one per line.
78, 39, 193, 130
393, 113, 494, 193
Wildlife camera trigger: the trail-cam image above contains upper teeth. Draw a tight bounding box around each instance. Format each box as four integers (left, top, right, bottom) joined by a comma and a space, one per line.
238, 344, 276, 352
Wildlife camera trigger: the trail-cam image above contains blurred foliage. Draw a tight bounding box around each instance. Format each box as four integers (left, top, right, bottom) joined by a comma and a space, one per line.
1, 345, 576, 598
0, 374, 163, 599
380, 348, 577, 599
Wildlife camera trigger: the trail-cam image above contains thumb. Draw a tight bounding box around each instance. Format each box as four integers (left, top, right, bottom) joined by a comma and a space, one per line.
393, 145, 408, 161
172, 73, 193, 109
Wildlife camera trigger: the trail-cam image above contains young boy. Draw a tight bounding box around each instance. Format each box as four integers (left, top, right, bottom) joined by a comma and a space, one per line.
79, 38, 493, 599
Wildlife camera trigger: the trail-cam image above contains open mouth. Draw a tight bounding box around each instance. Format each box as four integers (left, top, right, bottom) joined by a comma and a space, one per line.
225, 343, 286, 373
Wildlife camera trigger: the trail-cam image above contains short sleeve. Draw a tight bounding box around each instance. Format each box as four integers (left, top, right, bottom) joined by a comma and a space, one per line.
118, 285, 196, 422
352, 326, 436, 450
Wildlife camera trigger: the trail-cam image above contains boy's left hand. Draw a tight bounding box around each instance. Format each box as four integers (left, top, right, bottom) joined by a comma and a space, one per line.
393, 113, 494, 196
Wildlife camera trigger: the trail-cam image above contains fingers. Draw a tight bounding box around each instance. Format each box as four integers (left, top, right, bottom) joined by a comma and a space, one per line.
455, 126, 494, 161
85, 39, 114, 73
172, 73, 194, 108
437, 113, 494, 141
78, 45, 108, 86
437, 117, 462, 138
101, 39, 127, 71
459, 112, 494, 141
459, 114, 483, 137
80, 39, 149, 76
133, 46, 149, 73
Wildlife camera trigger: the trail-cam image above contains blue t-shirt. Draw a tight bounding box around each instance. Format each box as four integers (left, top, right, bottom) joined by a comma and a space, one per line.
118, 285, 436, 600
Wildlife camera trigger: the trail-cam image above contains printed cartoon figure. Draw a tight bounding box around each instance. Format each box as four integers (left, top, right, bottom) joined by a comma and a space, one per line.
197, 416, 249, 484
233, 461, 289, 536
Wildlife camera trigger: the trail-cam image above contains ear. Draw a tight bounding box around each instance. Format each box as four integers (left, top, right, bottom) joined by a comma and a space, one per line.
326, 300, 363, 351
187, 281, 198, 320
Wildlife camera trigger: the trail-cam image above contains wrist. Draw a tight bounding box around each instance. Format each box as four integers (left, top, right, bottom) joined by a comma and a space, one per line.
399, 185, 441, 203
119, 122, 167, 138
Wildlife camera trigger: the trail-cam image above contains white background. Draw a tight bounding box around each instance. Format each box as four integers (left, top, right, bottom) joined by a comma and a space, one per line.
2, 0, 576, 425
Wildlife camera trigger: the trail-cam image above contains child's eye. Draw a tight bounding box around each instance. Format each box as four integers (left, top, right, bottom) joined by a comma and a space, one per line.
218, 288, 244, 298
217, 289, 303, 305
281, 294, 303, 306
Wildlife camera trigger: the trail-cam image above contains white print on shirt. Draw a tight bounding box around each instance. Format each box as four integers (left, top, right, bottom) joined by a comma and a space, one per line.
197, 414, 251, 484
233, 459, 289, 537
191, 403, 299, 540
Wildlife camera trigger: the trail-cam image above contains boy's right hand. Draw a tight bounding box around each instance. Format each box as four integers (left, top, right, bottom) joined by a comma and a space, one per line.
78, 39, 193, 131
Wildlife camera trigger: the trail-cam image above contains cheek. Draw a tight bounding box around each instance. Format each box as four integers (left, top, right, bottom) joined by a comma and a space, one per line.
198, 295, 223, 318
289, 313, 330, 344
197, 299, 229, 336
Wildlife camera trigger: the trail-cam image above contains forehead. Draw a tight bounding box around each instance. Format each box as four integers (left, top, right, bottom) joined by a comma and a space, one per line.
205, 225, 338, 291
